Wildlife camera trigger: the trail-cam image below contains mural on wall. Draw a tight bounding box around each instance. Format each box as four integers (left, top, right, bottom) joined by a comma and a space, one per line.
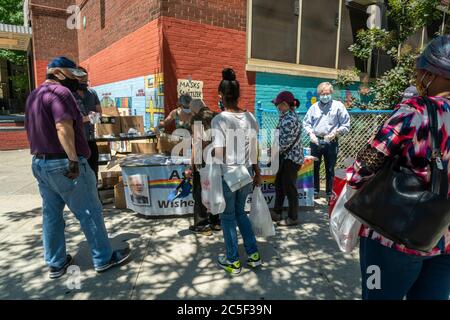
94, 73, 165, 131
255, 73, 360, 113
145, 73, 165, 129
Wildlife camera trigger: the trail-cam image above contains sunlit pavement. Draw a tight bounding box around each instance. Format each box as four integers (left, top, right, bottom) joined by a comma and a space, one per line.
0, 150, 361, 300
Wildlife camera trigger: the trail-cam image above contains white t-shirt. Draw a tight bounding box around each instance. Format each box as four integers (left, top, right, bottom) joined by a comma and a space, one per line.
211, 111, 259, 172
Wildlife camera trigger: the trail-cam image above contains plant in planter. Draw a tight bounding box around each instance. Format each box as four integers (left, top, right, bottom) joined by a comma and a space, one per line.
347, 0, 445, 110
368, 46, 419, 110
333, 67, 360, 108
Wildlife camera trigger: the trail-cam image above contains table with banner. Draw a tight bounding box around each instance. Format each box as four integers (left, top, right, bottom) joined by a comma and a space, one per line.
120, 154, 315, 216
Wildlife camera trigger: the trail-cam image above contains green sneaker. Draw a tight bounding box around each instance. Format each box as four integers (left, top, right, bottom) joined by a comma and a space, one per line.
217, 256, 242, 274
247, 252, 262, 268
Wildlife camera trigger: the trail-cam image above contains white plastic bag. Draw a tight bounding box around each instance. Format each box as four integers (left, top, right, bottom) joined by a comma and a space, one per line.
329, 183, 361, 253
249, 187, 276, 237
223, 165, 253, 192
199, 164, 225, 215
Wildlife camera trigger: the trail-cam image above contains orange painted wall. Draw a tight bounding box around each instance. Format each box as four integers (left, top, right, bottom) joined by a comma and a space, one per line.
162, 17, 255, 113
79, 19, 162, 87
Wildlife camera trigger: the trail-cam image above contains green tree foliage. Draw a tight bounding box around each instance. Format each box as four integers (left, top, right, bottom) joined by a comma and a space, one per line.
370, 46, 419, 109
348, 0, 446, 109
0, 0, 26, 66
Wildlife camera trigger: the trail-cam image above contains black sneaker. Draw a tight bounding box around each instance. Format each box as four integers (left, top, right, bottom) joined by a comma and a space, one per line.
95, 248, 131, 273
189, 225, 213, 236
277, 218, 299, 227
270, 210, 282, 222
49, 254, 73, 279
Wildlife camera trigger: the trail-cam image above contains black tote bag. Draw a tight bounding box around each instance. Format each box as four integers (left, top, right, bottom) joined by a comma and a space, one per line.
344, 97, 450, 252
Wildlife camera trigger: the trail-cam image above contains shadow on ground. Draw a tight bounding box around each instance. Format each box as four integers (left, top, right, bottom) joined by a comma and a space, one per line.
0, 201, 361, 300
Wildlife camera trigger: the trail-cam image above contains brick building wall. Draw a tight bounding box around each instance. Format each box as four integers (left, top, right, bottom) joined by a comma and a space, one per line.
29, 0, 79, 85
160, 0, 252, 112
73, 0, 253, 119
29, 0, 255, 129
0, 130, 29, 151
76, 0, 161, 62
80, 19, 162, 87
162, 16, 255, 113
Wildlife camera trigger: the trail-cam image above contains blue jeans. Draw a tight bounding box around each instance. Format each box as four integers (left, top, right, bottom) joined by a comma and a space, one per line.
360, 237, 450, 300
311, 141, 338, 195
32, 157, 113, 269
220, 180, 258, 262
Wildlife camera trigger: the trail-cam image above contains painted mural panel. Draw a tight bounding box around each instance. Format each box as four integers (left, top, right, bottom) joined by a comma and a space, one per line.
93, 73, 165, 131
255, 73, 360, 113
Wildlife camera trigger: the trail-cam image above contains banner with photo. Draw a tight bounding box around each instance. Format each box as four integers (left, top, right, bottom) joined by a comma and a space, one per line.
122, 158, 314, 216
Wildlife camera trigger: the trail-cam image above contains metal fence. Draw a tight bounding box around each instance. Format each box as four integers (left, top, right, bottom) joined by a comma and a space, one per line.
255, 104, 392, 174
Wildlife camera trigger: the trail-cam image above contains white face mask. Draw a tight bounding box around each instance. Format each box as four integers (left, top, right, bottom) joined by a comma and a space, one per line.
320, 95, 332, 104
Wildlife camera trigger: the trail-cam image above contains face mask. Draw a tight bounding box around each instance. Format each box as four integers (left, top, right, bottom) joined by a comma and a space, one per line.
183, 108, 191, 114
79, 83, 88, 91
219, 100, 225, 111
320, 95, 332, 104
60, 78, 80, 92
417, 73, 435, 97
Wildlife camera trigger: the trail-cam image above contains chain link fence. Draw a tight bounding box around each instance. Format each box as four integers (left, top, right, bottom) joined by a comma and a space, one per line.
255, 105, 392, 178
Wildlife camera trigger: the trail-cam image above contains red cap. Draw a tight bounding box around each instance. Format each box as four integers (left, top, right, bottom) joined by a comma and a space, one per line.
272, 91, 297, 106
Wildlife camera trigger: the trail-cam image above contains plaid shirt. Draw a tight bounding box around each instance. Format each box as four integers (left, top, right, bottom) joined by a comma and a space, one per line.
348, 96, 450, 257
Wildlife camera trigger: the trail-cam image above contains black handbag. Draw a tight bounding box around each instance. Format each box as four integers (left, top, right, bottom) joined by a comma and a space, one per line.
344, 97, 450, 252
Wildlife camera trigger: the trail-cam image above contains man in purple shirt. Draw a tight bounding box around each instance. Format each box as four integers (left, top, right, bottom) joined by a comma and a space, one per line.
25, 57, 130, 279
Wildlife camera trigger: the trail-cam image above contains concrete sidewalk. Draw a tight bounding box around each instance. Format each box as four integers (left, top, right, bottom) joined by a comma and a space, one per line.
0, 150, 361, 300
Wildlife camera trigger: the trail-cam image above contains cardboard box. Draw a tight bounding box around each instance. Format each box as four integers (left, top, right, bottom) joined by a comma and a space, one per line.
101, 171, 122, 188
96, 116, 121, 137
131, 142, 158, 154
101, 106, 120, 116
118, 108, 131, 116
114, 180, 127, 209
121, 116, 145, 134
97, 142, 111, 154
157, 134, 179, 155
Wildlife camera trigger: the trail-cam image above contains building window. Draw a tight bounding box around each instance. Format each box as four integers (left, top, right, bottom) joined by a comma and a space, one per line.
300, 0, 339, 68
248, 0, 441, 77
251, 0, 298, 63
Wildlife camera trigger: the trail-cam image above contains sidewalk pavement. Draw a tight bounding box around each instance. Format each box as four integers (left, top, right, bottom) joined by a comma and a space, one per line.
0, 150, 362, 300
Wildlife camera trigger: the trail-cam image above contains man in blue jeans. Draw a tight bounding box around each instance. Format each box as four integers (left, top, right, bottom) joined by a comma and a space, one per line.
25, 57, 130, 279
303, 82, 350, 199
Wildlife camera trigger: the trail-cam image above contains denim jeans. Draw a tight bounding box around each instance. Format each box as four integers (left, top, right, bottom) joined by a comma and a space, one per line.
360, 237, 450, 300
311, 141, 338, 195
220, 180, 258, 263
32, 157, 113, 269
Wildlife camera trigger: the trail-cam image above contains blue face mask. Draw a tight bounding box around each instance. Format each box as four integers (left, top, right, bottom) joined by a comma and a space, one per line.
320, 95, 332, 104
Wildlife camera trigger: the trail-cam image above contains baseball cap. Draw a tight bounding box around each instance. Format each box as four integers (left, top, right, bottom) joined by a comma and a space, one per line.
272, 91, 295, 106
47, 57, 87, 78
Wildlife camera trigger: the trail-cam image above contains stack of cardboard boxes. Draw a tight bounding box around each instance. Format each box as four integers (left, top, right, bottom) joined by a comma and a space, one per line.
95, 107, 159, 209
95, 107, 158, 155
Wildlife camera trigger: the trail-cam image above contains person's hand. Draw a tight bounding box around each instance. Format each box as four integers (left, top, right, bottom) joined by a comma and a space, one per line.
309, 133, 319, 145
253, 173, 263, 188
324, 131, 337, 143
65, 160, 80, 180
184, 168, 193, 179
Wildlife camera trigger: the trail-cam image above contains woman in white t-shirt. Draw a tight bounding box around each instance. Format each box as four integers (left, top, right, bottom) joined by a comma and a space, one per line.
211, 68, 262, 275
